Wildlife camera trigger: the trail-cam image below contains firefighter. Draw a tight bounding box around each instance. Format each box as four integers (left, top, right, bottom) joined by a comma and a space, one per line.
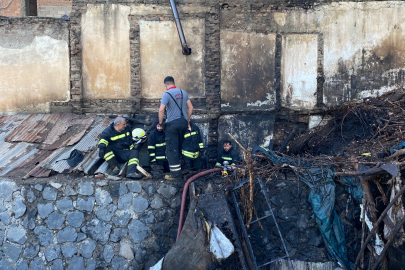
182, 121, 204, 172
97, 117, 145, 179
148, 120, 169, 173
215, 140, 240, 167
158, 76, 194, 180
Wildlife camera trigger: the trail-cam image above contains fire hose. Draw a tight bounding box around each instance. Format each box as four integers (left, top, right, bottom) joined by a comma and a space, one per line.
176, 167, 223, 240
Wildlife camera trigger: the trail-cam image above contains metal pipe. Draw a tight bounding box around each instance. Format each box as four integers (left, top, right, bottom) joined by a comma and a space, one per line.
169, 0, 192, 55
176, 167, 222, 240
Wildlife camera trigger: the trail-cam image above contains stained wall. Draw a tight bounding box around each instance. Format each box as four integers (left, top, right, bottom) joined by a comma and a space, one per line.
0, 18, 70, 114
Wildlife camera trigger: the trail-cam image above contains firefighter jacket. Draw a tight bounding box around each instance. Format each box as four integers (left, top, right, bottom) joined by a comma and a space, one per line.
216, 147, 240, 166
148, 128, 167, 163
98, 123, 134, 151
182, 123, 204, 159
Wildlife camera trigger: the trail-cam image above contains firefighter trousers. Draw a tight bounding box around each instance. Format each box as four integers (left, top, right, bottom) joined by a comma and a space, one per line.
153, 160, 170, 173
164, 118, 188, 174
182, 156, 202, 171
103, 146, 139, 175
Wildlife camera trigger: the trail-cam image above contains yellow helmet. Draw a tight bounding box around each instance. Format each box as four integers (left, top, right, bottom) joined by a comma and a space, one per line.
132, 128, 146, 143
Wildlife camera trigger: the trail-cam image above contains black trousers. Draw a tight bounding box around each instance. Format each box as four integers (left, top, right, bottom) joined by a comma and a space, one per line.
164, 118, 188, 173
103, 144, 142, 175
155, 160, 170, 173
182, 156, 202, 171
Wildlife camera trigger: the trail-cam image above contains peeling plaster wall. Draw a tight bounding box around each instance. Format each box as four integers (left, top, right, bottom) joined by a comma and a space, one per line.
140, 19, 205, 99
0, 18, 70, 114
82, 4, 131, 100
218, 114, 275, 157
281, 34, 318, 110
220, 1, 405, 110
321, 2, 405, 106
220, 31, 276, 111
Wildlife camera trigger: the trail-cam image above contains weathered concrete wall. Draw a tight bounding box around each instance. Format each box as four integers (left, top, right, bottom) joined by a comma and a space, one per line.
82, 4, 131, 100
281, 34, 318, 110
221, 31, 276, 111
321, 2, 405, 106
218, 114, 275, 156
0, 0, 22, 17
0, 178, 181, 269
140, 19, 205, 99
0, 17, 70, 114
38, 6, 72, 18
220, 1, 405, 110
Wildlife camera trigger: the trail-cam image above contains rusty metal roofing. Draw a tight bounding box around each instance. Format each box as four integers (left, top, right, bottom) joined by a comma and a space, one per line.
5, 114, 61, 143
5, 150, 51, 178
0, 115, 29, 142
0, 142, 38, 175
40, 113, 95, 150
0, 114, 115, 178
0, 146, 39, 176
42, 117, 111, 173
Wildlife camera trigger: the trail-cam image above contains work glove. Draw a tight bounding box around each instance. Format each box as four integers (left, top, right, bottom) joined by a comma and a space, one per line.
98, 146, 105, 159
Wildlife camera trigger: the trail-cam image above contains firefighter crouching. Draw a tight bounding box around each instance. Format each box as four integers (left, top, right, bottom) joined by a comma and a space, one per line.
148, 120, 169, 173
182, 121, 204, 172
215, 140, 240, 167
98, 117, 145, 179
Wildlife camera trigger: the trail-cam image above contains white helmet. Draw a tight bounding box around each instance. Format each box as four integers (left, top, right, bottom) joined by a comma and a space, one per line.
132, 128, 147, 143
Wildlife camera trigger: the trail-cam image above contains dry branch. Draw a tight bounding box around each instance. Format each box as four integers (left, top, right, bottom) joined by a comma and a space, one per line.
353, 184, 405, 270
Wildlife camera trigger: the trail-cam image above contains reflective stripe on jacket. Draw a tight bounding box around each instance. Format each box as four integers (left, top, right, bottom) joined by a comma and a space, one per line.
182, 123, 204, 159
98, 123, 133, 151
216, 147, 240, 166
148, 128, 167, 163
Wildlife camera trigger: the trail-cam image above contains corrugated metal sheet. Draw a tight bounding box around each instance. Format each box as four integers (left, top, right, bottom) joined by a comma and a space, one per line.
40, 114, 95, 150
77, 149, 101, 175
5, 114, 61, 143
0, 142, 37, 174
42, 117, 111, 173
0, 115, 29, 142
95, 161, 126, 177
25, 148, 61, 178
0, 147, 39, 176
5, 150, 51, 177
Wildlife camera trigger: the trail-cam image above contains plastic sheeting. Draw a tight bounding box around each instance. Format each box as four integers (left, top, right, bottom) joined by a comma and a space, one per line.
337, 176, 363, 204
210, 225, 234, 259
259, 149, 353, 270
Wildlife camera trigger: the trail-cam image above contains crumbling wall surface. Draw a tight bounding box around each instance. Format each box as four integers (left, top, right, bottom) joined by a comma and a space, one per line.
220, 1, 405, 111
220, 30, 277, 111
0, 178, 182, 269
82, 4, 131, 100
37, 0, 72, 18
69, 1, 220, 114
0, 0, 22, 17
218, 114, 275, 156
0, 17, 70, 114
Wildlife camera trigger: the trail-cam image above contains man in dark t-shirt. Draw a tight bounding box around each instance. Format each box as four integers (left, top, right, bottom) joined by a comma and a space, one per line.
158, 76, 194, 180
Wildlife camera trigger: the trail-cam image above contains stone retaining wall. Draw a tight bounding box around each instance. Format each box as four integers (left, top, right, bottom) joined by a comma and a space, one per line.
0, 167, 357, 269
0, 178, 182, 270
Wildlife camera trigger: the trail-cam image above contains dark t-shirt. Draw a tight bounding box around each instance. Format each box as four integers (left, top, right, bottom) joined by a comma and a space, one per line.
161, 88, 189, 122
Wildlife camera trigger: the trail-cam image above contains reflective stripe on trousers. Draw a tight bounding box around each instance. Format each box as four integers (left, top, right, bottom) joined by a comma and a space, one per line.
169, 164, 181, 172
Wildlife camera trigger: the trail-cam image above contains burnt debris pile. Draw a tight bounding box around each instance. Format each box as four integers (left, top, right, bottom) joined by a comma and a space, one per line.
157, 90, 405, 270
290, 89, 405, 158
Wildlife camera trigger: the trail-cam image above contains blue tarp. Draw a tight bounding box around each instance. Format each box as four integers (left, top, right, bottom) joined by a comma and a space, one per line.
253, 147, 361, 270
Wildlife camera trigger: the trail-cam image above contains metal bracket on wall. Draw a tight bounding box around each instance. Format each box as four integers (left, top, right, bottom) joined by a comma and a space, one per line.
231, 176, 294, 270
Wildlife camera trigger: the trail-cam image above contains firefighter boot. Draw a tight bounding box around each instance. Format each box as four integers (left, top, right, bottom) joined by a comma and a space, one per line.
112, 166, 120, 176
164, 171, 182, 181
127, 172, 143, 180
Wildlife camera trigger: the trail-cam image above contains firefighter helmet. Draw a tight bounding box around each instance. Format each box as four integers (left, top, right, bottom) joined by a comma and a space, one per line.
132, 128, 147, 143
